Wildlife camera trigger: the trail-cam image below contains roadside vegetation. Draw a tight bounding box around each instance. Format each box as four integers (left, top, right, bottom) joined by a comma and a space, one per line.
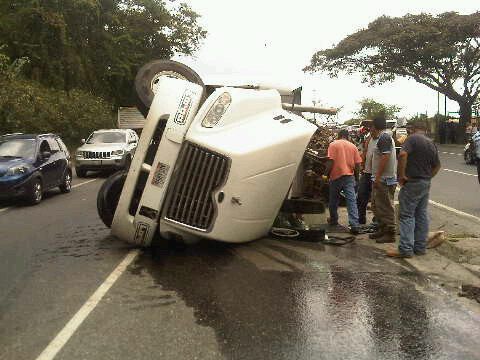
0, 0, 206, 144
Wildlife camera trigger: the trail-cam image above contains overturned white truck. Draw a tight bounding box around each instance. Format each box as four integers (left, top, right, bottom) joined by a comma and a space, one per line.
97, 60, 335, 246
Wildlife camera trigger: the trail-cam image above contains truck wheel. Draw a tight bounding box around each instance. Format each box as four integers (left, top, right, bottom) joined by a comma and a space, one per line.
134, 60, 206, 117
97, 171, 127, 228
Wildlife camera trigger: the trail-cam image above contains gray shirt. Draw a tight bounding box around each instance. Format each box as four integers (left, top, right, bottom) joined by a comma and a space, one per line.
364, 136, 378, 174
371, 131, 397, 181
402, 133, 440, 179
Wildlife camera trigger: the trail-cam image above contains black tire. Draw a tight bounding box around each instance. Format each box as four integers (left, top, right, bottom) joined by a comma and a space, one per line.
124, 155, 132, 170
97, 171, 127, 228
134, 60, 206, 117
465, 149, 474, 165
59, 170, 72, 193
26, 178, 43, 205
76, 167, 87, 178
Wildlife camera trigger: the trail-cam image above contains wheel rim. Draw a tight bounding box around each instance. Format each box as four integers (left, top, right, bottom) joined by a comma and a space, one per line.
65, 173, 72, 190
34, 182, 42, 202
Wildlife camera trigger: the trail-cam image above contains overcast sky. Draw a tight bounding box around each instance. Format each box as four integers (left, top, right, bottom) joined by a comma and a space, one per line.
174, 1, 478, 123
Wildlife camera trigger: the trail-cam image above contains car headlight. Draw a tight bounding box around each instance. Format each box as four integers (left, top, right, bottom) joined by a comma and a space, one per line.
6, 165, 29, 176
111, 149, 124, 156
76, 150, 84, 158
201, 92, 232, 128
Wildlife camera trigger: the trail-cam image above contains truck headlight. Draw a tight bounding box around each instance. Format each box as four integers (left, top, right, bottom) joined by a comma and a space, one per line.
201, 92, 231, 128
111, 149, 124, 156
6, 165, 29, 176
76, 151, 84, 158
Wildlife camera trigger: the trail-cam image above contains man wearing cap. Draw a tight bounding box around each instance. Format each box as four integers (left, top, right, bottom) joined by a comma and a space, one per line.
369, 117, 398, 243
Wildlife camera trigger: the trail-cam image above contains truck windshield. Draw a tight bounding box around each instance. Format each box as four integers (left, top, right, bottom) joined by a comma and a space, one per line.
0, 139, 37, 159
87, 132, 126, 144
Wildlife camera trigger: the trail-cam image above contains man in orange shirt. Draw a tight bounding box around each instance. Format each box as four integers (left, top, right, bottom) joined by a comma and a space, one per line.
326, 129, 362, 234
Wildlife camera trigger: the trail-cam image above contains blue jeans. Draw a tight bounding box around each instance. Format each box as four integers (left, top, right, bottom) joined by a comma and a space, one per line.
329, 175, 359, 227
398, 180, 431, 255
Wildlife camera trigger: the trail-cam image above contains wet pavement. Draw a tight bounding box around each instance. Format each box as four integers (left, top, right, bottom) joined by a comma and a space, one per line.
1, 176, 480, 359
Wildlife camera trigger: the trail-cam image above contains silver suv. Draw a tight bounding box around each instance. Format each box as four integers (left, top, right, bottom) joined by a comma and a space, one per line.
75, 129, 138, 177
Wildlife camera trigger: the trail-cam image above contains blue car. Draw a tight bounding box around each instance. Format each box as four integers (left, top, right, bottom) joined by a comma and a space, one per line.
0, 133, 72, 204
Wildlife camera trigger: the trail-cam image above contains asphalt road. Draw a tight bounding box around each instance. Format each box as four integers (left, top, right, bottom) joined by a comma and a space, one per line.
1, 169, 480, 359
431, 144, 479, 217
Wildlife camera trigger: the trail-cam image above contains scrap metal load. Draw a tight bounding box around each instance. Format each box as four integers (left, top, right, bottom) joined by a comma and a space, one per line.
302, 127, 337, 200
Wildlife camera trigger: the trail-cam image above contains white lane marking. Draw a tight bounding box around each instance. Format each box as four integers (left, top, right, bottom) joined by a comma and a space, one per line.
429, 199, 480, 223
443, 168, 478, 177
440, 151, 462, 156
0, 178, 98, 214
72, 178, 98, 189
35, 249, 141, 360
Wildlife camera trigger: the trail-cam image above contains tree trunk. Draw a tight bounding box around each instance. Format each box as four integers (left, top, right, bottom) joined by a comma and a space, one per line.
458, 101, 472, 143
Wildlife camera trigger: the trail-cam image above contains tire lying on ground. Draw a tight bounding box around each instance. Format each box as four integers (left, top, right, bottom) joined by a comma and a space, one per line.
97, 171, 127, 228
134, 60, 206, 118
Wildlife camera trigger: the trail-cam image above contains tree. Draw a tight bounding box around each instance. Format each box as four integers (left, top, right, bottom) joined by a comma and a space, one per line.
0, 0, 207, 106
355, 98, 401, 120
304, 12, 480, 132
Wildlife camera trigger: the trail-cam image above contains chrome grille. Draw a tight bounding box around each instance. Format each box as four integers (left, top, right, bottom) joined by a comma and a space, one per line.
83, 151, 111, 159
165, 142, 229, 231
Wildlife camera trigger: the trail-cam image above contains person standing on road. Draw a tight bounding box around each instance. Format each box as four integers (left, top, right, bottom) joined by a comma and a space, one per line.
387, 121, 441, 258
326, 129, 362, 234
369, 117, 398, 243
472, 129, 480, 183
357, 129, 378, 225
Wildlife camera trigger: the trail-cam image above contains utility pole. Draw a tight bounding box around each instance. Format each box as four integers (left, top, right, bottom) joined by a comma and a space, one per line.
444, 94, 447, 117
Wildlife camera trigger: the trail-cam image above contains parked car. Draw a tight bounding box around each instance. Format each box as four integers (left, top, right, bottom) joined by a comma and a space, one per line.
0, 133, 72, 204
75, 129, 138, 177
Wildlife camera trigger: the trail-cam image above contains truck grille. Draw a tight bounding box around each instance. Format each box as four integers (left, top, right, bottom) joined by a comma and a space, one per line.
164, 142, 229, 231
83, 151, 111, 159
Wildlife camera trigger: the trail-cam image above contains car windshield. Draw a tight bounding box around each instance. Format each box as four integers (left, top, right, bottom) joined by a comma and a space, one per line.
87, 132, 126, 144
0, 139, 36, 159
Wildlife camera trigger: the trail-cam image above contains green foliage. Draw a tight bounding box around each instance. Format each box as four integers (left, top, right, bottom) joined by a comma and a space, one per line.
0, 53, 114, 145
304, 12, 480, 125
0, 0, 207, 106
355, 98, 401, 120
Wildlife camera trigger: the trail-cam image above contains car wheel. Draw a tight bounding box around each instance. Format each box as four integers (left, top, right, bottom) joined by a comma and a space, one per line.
59, 170, 72, 193
76, 167, 87, 178
124, 155, 132, 170
465, 149, 474, 164
97, 170, 127, 228
27, 178, 43, 205
134, 60, 206, 117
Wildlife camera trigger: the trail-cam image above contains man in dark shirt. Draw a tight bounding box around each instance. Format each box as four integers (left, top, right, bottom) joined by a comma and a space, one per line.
387, 121, 441, 258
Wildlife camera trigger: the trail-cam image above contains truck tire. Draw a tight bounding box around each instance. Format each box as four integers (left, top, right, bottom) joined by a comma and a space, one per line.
134, 60, 206, 117
97, 171, 127, 228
